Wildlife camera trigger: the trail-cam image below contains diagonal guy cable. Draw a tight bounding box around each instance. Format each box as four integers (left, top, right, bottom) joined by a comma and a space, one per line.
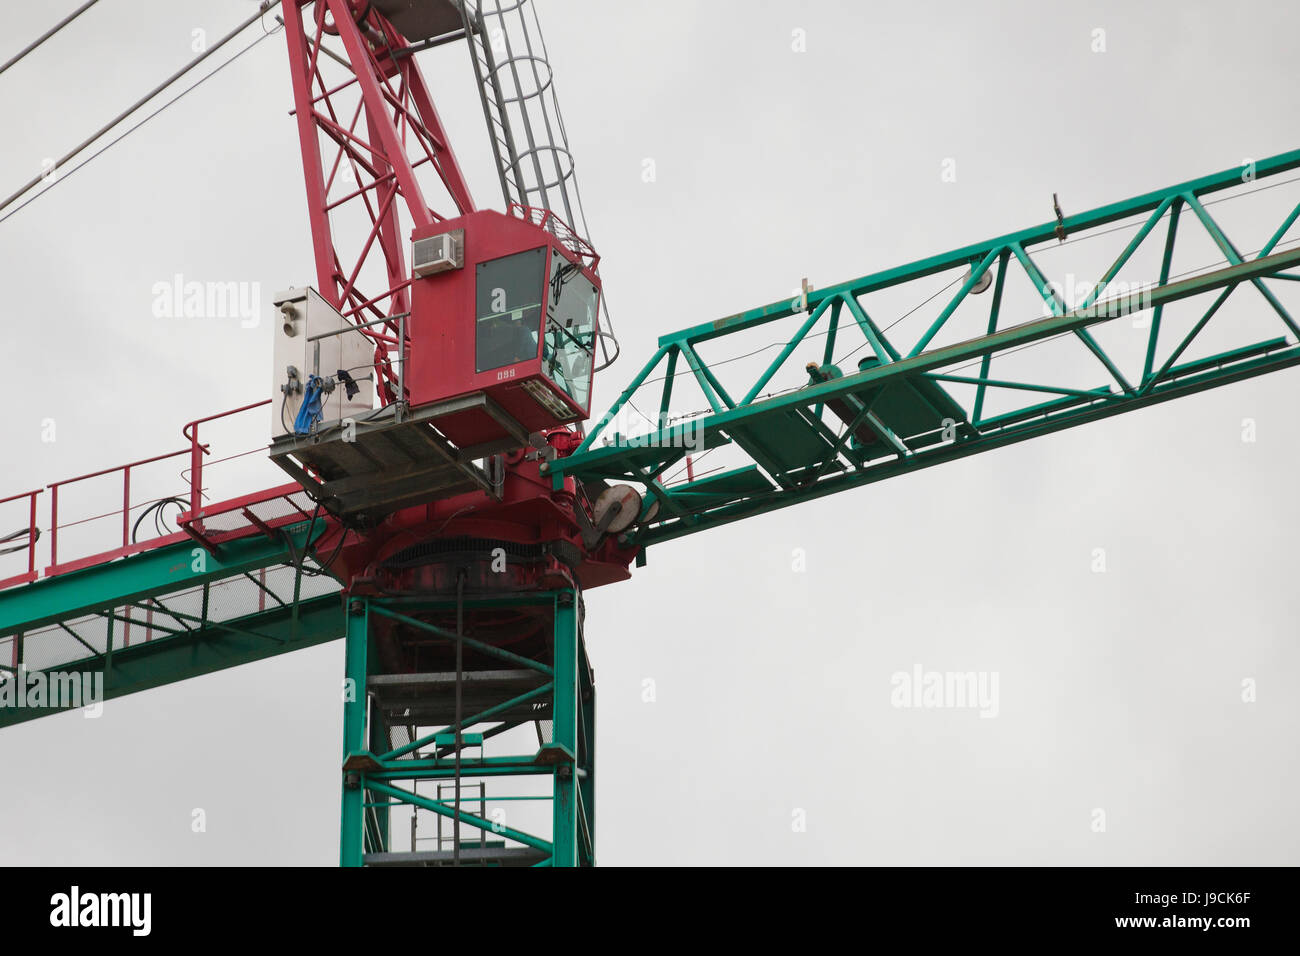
0, 0, 281, 217
0, 0, 103, 77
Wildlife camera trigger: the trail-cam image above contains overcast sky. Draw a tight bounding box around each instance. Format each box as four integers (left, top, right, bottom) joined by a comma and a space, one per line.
1, 0, 1298, 865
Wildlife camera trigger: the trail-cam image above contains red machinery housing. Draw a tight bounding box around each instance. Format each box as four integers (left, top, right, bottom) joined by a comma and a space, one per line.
407, 206, 602, 448
266, 204, 609, 528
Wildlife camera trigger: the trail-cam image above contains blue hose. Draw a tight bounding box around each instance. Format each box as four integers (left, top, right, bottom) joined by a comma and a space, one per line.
294, 374, 325, 435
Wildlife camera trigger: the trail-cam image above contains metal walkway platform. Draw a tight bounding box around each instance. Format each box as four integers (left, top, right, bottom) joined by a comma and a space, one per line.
269, 393, 528, 521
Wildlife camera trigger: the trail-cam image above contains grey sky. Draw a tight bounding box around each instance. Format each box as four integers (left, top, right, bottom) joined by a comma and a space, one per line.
0, 0, 1297, 865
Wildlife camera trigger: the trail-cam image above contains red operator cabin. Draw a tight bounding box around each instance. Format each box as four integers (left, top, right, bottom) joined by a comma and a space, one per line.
406, 205, 602, 448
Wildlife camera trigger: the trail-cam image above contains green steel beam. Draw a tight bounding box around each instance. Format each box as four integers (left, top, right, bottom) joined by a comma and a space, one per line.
366, 780, 553, 855
379, 681, 554, 761
365, 756, 568, 780
635, 344, 1300, 547
562, 242, 1300, 482
340, 597, 369, 867
369, 604, 553, 676
1144, 201, 1183, 383
0, 521, 325, 637
659, 150, 1300, 348
579, 666, 596, 866
551, 594, 579, 867
0, 593, 344, 728
973, 250, 1010, 424
550, 150, 1300, 552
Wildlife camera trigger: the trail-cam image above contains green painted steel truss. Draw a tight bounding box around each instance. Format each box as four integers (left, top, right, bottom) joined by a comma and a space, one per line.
341, 591, 596, 867
548, 149, 1300, 550
0, 522, 344, 726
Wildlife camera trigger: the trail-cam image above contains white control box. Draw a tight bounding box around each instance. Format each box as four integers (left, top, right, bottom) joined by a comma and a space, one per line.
271, 287, 375, 440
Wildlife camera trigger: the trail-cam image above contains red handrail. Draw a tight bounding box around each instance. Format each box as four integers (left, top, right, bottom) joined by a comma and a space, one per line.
0, 488, 42, 589
28, 400, 276, 580
507, 203, 601, 270
0, 399, 291, 587
182, 399, 271, 524
47, 449, 192, 570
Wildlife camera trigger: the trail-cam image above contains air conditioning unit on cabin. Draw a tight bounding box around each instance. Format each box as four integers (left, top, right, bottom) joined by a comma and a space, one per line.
413, 229, 464, 277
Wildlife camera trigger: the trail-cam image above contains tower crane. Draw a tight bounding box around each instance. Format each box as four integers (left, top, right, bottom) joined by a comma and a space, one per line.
1, 0, 1298, 866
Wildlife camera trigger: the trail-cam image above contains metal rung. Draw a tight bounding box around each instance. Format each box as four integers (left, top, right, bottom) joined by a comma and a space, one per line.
364, 847, 546, 867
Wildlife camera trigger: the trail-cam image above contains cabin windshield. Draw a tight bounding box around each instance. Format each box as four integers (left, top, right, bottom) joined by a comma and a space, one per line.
475, 247, 546, 373
541, 253, 598, 410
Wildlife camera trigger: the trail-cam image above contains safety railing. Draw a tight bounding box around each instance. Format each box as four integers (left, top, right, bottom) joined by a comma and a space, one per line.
47, 449, 194, 576
0, 489, 43, 590
182, 399, 272, 531
0, 399, 320, 591
508, 203, 600, 270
